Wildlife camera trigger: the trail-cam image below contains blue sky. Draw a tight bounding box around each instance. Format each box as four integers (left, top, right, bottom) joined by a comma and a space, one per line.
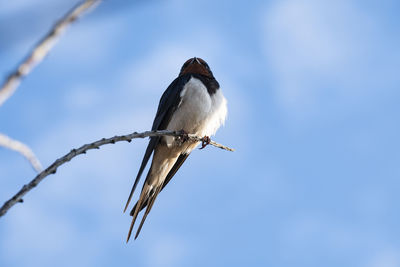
1, 0, 400, 266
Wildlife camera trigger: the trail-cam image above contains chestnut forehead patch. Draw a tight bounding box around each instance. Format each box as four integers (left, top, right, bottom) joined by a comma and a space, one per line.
180, 63, 210, 77
179, 57, 212, 77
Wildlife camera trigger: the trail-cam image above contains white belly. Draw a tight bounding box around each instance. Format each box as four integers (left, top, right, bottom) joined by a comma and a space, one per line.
165, 77, 227, 147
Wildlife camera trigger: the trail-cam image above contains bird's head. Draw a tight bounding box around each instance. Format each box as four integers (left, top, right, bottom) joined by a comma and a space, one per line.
179, 57, 214, 78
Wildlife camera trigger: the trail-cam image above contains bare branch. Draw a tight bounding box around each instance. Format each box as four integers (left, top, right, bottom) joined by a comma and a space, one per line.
0, 0, 101, 106
0, 133, 42, 173
0, 130, 234, 217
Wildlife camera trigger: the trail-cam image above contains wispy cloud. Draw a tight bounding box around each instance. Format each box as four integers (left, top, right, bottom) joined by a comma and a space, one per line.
367, 249, 400, 267
262, 0, 398, 119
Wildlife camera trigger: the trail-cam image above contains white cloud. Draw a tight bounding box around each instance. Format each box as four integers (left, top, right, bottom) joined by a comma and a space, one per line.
262, 0, 383, 118
367, 249, 400, 267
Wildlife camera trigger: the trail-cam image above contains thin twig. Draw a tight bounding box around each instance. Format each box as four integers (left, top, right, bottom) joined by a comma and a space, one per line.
0, 0, 101, 106
0, 130, 234, 217
0, 133, 42, 173
0, 1, 100, 182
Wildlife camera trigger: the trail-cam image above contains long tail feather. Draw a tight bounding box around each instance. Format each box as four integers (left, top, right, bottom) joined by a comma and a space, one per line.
126, 185, 149, 243
124, 138, 158, 213
134, 184, 163, 239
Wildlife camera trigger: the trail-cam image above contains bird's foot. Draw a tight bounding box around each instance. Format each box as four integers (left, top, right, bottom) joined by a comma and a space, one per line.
177, 129, 189, 143
200, 136, 211, 149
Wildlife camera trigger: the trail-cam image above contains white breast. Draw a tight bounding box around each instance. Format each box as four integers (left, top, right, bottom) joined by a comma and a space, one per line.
165, 77, 227, 147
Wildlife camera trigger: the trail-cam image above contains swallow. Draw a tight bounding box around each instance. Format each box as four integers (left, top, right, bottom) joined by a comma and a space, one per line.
123, 57, 228, 242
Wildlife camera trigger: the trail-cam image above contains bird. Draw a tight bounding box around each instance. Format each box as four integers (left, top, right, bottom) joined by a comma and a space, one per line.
124, 57, 227, 242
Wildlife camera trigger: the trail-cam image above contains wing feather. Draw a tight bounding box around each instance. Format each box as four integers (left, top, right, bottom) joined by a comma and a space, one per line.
123, 75, 191, 212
